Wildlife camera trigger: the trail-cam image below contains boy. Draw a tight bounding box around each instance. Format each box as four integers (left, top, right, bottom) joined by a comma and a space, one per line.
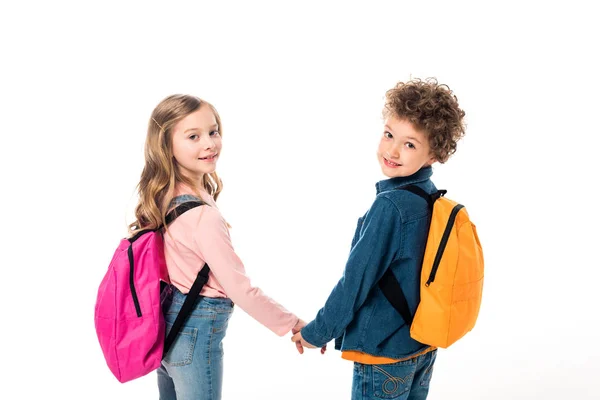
292, 78, 466, 399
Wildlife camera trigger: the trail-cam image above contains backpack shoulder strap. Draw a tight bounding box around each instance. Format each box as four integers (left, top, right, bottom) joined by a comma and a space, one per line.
377, 185, 446, 326
397, 185, 447, 209
161, 198, 211, 357
378, 269, 414, 326
163, 263, 210, 356
165, 200, 206, 226
127, 198, 206, 242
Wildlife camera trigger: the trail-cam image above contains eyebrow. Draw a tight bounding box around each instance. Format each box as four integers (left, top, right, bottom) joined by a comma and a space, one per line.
405, 136, 422, 144
384, 125, 423, 145
184, 124, 219, 133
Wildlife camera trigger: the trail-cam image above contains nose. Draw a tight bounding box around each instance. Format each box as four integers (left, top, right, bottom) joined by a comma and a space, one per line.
201, 134, 216, 150
386, 145, 401, 160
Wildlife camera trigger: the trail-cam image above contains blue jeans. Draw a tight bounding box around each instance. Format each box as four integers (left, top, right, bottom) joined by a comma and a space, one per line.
352, 350, 437, 400
157, 286, 234, 400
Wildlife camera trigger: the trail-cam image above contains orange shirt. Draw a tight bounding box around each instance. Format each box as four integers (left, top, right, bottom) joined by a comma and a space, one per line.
342, 346, 436, 365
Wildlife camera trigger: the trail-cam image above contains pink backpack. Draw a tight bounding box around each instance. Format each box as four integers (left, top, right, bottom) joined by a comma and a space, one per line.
94, 200, 210, 383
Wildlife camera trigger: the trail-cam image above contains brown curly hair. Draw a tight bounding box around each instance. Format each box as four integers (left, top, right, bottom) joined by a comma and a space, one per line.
383, 78, 466, 163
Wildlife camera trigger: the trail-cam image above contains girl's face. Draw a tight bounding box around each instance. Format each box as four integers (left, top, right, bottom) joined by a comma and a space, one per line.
377, 115, 436, 178
171, 106, 222, 181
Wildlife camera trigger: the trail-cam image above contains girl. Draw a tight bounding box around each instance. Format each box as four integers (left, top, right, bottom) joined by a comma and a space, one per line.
128, 94, 305, 400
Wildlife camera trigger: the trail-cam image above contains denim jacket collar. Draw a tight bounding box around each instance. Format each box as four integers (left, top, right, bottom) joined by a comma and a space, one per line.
375, 166, 433, 194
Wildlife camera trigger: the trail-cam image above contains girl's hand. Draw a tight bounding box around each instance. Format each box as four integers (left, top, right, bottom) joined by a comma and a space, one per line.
291, 330, 326, 354
291, 319, 307, 354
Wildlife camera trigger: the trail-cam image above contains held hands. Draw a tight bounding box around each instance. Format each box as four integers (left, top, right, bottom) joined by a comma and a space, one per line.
291, 319, 326, 355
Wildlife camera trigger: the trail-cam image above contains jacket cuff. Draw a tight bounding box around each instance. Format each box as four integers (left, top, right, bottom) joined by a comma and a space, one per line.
301, 320, 331, 348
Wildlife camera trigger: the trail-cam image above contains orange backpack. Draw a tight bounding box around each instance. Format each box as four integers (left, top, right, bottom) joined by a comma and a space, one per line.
379, 185, 484, 348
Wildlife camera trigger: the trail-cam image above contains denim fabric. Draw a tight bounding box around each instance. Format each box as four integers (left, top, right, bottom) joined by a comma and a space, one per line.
157, 285, 234, 400
170, 194, 204, 208
302, 167, 437, 359
351, 350, 436, 400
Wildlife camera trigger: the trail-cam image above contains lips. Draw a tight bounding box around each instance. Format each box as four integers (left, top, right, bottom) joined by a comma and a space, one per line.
199, 153, 218, 160
383, 157, 401, 168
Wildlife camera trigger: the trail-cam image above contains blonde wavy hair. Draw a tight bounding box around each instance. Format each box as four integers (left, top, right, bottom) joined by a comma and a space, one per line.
128, 94, 223, 235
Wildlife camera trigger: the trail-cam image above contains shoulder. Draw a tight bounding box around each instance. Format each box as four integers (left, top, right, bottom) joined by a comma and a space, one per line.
363, 196, 403, 226
193, 204, 225, 227
170, 203, 227, 233
377, 188, 432, 222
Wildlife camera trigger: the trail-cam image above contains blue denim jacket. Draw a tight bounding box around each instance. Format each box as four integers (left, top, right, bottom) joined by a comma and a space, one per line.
301, 167, 437, 359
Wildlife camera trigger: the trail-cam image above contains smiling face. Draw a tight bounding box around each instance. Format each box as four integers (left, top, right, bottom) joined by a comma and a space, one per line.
171, 105, 222, 182
377, 115, 436, 178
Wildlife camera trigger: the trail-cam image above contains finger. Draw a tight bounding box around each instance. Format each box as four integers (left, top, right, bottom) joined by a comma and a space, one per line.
321, 346, 326, 354
296, 341, 304, 354
291, 332, 301, 342
292, 319, 305, 334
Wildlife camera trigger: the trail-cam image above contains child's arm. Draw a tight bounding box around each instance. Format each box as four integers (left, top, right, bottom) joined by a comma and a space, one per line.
300, 196, 403, 347
192, 206, 298, 336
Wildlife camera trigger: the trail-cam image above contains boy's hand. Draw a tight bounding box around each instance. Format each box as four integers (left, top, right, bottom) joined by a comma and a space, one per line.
291, 330, 327, 354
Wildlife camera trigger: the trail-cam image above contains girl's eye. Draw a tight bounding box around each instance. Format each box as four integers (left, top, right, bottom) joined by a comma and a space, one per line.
384, 131, 393, 139
406, 142, 416, 149
210, 130, 220, 136
189, 134, 199, 140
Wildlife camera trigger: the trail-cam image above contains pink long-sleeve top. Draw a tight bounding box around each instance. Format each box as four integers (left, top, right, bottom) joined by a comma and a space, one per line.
163, 185, 298, 336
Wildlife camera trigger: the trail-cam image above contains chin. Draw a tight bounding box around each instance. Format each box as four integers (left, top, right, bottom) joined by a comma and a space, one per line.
378, 163, 395, 178
382, 167, 411, 179
380, 168, 396, 178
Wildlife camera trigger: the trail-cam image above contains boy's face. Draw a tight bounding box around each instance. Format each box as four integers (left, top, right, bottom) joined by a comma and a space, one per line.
377, 115, 436, 178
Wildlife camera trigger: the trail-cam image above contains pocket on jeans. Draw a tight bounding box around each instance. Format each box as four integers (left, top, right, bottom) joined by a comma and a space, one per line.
420, 351, 437, 387
372, 361, 416, 399
163, 324, 198, 367
212, 310, 232, 334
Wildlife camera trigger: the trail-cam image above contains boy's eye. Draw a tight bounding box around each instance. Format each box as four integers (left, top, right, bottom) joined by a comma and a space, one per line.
406, 142, 416, 149
384, 131, 393, 139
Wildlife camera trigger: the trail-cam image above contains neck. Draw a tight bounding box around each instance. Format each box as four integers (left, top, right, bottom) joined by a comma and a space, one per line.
178, 168, 205, 190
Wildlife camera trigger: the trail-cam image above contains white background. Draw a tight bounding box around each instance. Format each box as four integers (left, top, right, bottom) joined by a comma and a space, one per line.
1, 1, 599, 399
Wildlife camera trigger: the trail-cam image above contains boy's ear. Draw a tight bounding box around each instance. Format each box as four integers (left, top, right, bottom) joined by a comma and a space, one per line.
426, 154, 437, 166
